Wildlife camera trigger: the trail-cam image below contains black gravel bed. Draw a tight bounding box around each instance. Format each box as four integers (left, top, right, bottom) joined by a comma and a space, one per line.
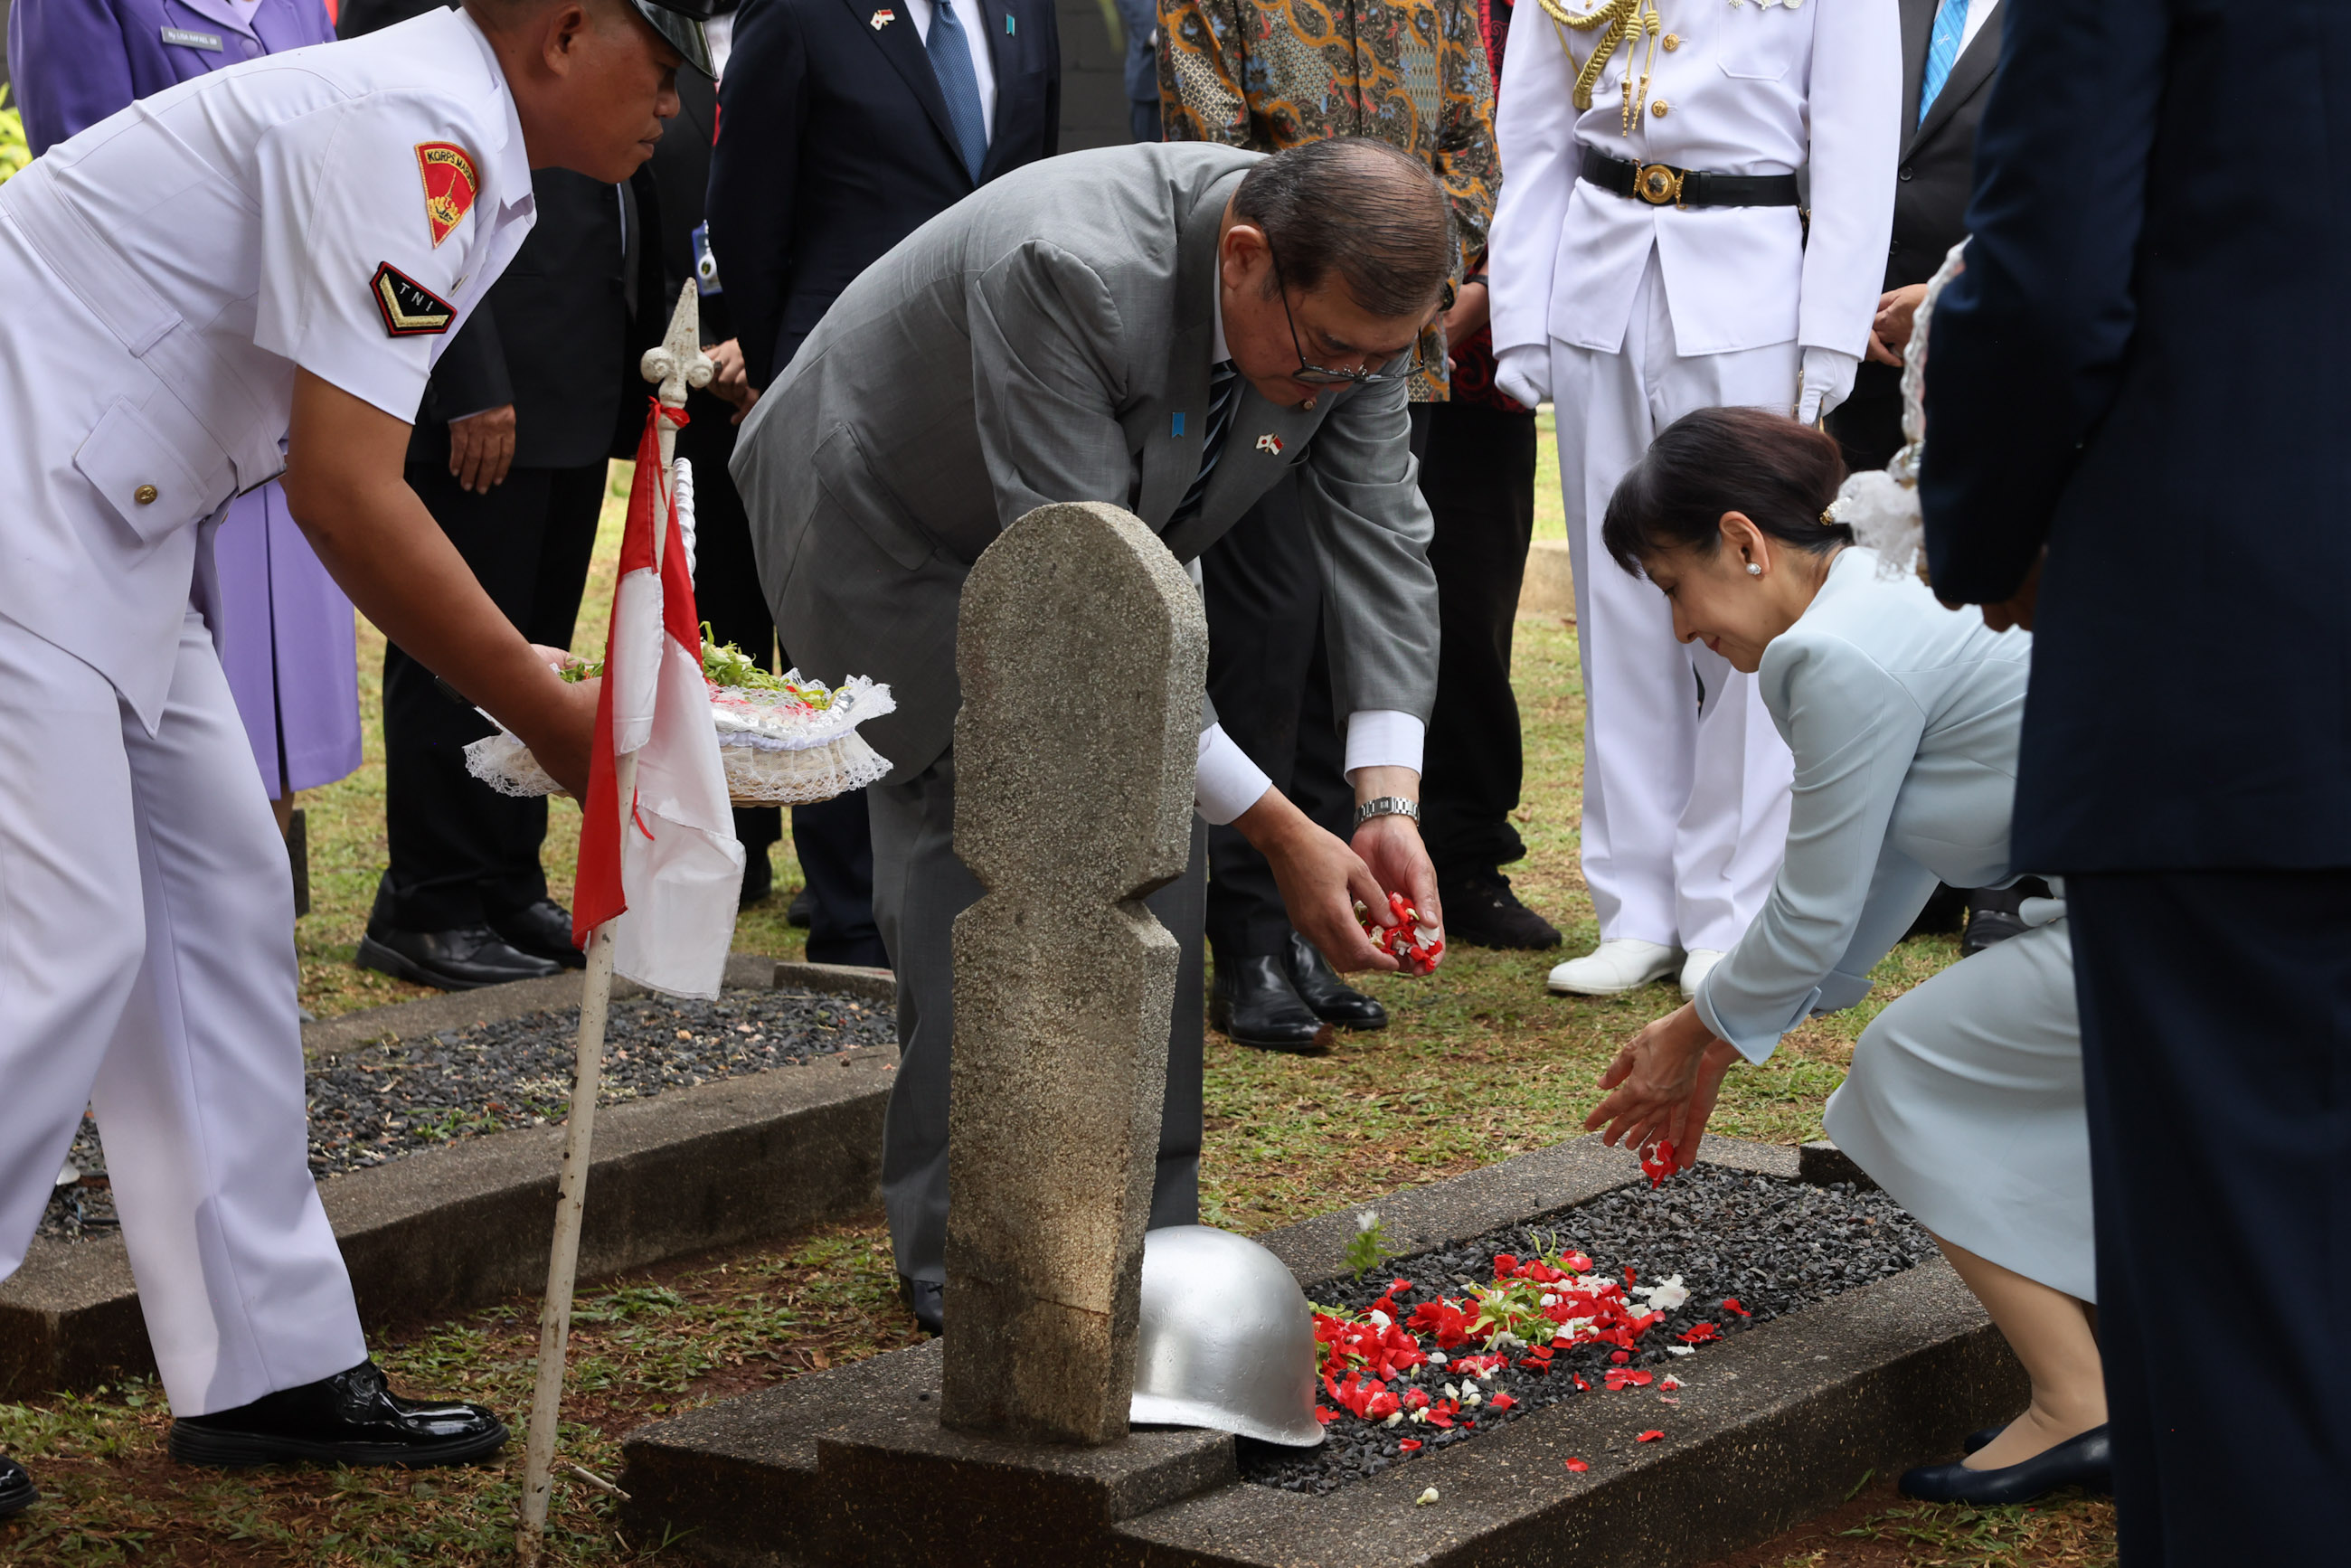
35, 987, 893, 1242
1237, 1164, 1935, 1494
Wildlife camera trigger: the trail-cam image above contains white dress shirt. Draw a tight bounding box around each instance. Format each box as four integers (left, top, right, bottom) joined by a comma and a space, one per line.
1191, 282, 1427, 824
904, 0, 997, 146
1955, 0, 1999, 57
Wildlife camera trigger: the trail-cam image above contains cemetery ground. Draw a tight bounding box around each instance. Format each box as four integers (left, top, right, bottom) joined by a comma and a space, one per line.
1, 449, 2116, 1565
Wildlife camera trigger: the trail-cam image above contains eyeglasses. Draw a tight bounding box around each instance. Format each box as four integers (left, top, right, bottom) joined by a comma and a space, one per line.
1269, 246, 1430, 388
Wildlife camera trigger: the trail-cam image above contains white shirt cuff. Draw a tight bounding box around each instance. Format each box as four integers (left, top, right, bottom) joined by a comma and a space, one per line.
1194, 723, 1272, 826
1344, 710, 1426, 778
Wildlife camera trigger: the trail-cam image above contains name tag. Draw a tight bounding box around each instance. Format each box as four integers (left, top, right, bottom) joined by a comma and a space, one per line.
160, 25, 223, 49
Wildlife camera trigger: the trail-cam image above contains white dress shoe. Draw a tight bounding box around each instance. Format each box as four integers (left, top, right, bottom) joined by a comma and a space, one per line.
1679, 948, 1725, 1000
1545, 939, 1681, 997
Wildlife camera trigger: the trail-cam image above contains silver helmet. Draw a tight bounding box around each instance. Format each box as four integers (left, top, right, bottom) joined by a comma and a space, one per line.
1129, 1225, 1325, 1447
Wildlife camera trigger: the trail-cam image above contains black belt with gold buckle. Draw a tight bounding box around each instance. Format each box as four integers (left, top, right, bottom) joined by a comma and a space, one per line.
1580, 146, 1800, 209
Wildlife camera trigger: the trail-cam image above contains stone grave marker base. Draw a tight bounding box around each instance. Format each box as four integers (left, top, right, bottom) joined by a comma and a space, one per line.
617, 1136, 2027, 1568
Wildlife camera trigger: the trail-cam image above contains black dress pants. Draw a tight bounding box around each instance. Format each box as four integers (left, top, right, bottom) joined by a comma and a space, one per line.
380, 462, 605, 930
1199, 407, 1434, 964
2067, 869, 2351, 1562
1199, 472, 1352, 964
683, 391, 884, 966
1419, 401, 1538, 881
676, 395, 781, 862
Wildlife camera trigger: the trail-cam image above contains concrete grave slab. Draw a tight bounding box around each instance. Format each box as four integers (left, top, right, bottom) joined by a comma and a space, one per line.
615, 1134, 2025, 1568
0, 954, 897, 1400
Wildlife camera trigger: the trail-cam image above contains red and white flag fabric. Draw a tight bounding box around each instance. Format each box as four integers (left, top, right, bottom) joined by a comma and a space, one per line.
571, 401, 743, 997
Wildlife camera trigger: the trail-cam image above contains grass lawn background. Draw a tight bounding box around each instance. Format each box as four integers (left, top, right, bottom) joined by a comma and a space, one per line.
1, 438, 2112, 1564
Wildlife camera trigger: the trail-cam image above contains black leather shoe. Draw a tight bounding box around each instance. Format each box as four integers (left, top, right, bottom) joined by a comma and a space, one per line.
1284, 932, 1385, 1031
0, 1453, 35, 1518
740, 851, 774, 908
169, 1360, 507, 1469
1210, 957, 1330, 1053
486, 899, 586, 970
356, 923, 562, 991
1962, 1423, 2006, 1455
1899, 1423, 2111, 1504
787, 885, 817, 928
1439, 872, 1562, 950
899, 1275, 944, 1337
1960, 878, 2053, 957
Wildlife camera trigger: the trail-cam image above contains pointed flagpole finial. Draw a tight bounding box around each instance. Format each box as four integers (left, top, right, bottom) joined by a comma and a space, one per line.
640, 280, 714, 409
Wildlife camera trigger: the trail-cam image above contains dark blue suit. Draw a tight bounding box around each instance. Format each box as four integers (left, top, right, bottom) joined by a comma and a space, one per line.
1922, 1, 2351, 1555
709, 0, 1062, 390
705, 0, 1059, 963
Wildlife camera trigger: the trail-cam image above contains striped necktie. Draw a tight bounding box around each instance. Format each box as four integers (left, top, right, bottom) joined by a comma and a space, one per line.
926, 0, 989, 182
1172, 360, 1241, 528
1918, 0, 1969, 125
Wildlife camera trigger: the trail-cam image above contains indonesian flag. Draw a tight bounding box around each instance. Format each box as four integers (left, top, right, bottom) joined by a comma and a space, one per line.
571, 401, 743, 997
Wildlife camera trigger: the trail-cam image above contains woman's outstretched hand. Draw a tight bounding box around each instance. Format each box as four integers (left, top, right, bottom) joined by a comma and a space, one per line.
1585, 1003, 1736, 1157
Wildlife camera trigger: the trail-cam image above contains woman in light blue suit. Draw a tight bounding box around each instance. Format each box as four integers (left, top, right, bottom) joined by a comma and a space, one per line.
1581, 407, 2108, 1506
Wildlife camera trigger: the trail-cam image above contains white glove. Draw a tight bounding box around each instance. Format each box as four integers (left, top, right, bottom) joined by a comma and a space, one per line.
1795, 346, 1859, 426
1494, 343, 1551, 409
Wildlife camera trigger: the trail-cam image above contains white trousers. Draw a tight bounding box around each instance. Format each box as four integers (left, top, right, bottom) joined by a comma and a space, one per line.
1826, 916, 2092, 1302
1550, 250, 1796, 952
0, 609, 364, 1415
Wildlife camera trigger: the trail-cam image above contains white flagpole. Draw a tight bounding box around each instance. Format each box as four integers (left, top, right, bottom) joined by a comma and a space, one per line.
517, 283, 713, 1566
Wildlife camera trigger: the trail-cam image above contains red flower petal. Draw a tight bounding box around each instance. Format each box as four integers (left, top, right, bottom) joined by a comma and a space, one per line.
1722, 1298, 1751, 1318
1399, 1439, 1421, 1452
1487, 1393, 1516, 1412
1637, 1430, 1665, 1443
1564, 1458, 1590, 1472
1659, 1377, 1681, 1391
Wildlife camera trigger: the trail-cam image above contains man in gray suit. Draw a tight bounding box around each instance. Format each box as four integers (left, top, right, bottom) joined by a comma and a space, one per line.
732, 137, 1451, 1333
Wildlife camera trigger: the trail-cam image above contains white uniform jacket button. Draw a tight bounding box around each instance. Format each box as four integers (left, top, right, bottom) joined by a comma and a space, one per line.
134, 484, 159, 505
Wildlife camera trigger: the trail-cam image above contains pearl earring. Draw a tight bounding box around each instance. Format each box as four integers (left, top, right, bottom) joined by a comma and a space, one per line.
1746, 562, 1762, 577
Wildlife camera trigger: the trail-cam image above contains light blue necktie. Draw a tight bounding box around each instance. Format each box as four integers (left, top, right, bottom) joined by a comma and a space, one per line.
1917, 0, 1969, 125
926, 0, 989, 182
1172, 362, 1241, 528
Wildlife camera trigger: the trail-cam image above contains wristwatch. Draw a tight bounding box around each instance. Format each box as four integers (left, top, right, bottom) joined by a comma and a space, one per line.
1354, 795, 1421, 828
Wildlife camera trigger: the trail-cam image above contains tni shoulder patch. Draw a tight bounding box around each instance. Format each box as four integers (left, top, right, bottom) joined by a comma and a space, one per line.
415, 141, 479, 248
372, 262, 455, 336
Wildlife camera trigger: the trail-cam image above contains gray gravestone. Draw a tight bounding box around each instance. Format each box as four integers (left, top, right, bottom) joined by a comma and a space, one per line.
940, 502, 1207, 1445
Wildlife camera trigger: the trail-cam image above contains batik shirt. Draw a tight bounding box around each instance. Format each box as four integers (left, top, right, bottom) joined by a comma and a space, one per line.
1157, 0, 1499, 400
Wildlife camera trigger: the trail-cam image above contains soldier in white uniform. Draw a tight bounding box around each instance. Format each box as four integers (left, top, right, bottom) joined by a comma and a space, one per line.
0, 0, 718, 1519
1485, 0, 1897, 998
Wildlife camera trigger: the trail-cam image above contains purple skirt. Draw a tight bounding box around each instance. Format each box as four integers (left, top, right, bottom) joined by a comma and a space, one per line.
209, 483, 363, 798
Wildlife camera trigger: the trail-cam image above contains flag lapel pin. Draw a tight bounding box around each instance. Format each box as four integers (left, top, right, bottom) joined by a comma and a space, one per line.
1256, 433, 1284, 456
870, 7, 895, 25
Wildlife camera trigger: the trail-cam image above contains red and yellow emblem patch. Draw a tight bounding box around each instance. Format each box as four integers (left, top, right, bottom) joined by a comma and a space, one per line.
414, 141, 479, 248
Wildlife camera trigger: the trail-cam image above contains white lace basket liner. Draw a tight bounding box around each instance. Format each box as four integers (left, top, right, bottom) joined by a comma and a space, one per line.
1827, 240, 1969, 581
464, 674, 897, 806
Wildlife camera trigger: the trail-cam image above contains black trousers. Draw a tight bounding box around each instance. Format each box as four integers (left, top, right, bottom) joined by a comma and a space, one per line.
1827, 373, 1904, 476
684, 393, 884, 966
380, 461, 605, 930
1419, 401, 1539, 880
1200, 409, 1440, 963
1199, 471, 1353, 963
2067, 870, 2351, 1561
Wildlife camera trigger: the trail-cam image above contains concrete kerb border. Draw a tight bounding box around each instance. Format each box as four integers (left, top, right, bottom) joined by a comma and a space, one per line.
615, 1134, 2024, 1568
0, 956, 902, 1402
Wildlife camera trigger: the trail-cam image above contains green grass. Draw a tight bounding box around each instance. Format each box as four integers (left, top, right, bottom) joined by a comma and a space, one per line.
1, 456, 2100, 1565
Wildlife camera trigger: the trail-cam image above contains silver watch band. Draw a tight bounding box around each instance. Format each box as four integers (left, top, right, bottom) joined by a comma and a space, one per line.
1353, 795, 1421, 828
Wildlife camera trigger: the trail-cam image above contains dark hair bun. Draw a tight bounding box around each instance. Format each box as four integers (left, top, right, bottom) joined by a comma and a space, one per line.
1600, 406, 1851, 577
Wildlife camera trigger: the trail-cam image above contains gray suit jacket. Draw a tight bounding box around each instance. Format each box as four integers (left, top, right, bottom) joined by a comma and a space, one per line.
731, 143, 1440, 786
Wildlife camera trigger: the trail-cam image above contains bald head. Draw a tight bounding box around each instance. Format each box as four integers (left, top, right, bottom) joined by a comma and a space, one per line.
1230, 137, 1453, 318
